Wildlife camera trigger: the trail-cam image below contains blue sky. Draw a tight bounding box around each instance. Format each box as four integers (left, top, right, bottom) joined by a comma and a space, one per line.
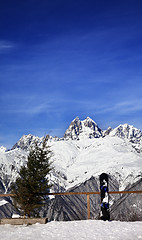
0, 0, 142, 148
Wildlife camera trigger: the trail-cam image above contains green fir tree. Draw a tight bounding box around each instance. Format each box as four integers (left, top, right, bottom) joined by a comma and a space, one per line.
11, 136, 52, 217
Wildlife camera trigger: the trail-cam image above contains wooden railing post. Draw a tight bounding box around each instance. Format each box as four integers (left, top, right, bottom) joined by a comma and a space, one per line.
87, 194, 90, 220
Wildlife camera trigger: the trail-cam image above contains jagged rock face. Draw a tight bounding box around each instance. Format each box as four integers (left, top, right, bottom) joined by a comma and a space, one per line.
110, 124, 142, 153
11, 134, 43, 151
47, 177, 101, 221
110, 178, 142, 221
64, 117, 102, 140
83, 117, 103, 138
0, 180, 5, 194
0, 198, 18, 218
110, 124, 142, 142
64, 117, 82, 140
103, 127, 112, 137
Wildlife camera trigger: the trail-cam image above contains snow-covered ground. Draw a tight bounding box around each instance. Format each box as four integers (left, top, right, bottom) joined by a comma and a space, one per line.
0, 220, 142, 240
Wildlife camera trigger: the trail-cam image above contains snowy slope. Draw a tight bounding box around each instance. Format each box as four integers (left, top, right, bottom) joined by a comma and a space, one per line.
0, 220, 142, 240
50, 135, 142, 190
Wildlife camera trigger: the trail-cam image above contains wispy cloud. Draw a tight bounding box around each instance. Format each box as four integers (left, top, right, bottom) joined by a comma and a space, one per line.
0, 93, 64, 116
93, 99, 142, 115
0, 40, 14, 52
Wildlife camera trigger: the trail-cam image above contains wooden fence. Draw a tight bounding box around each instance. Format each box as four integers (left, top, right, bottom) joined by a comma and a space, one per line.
0, 190, 142, 220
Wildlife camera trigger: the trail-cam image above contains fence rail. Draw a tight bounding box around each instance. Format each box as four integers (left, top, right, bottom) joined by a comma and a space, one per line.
0, 191, 142, 220
1, 190, 142, 197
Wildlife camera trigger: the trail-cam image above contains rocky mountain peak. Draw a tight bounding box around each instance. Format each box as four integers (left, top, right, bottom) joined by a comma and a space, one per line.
11, 134, 42, 151
82, 116, 97, 125
64, 116, 103, 140
63, 116, 82, 140
109, 124, 142, 140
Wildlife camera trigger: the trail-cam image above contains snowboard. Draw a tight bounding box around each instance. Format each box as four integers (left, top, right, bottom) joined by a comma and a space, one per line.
99, 173, 110, 221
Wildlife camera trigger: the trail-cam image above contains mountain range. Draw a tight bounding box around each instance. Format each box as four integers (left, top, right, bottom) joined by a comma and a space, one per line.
0, 116, 142, 221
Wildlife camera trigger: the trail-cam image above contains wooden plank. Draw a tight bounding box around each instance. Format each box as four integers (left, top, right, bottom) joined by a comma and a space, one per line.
87, 194, 90, 220
48, 191, 100, 196
45, 190, 142, 195
0, 193, 15, 197
0, 218, 48, 225
109, 190, 142, 194
50, 190, 142, 195
0, 190, 142, 197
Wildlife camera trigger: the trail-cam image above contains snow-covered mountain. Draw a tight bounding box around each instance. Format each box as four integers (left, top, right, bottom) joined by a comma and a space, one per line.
0, 117, 142, 221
